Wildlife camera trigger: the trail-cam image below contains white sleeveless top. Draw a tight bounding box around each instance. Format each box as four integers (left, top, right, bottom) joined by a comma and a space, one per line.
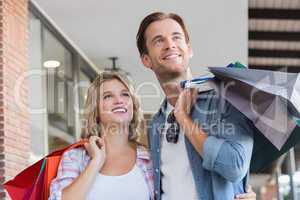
86, 164, 150, 200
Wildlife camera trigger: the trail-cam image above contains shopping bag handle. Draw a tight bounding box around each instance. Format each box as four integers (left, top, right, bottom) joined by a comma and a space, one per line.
47, 139, 88, 157
65, 139, 88, 151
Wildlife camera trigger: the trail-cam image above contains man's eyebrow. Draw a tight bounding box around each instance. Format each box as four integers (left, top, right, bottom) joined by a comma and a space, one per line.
151, 35, 163, 43
172, 32, 183, 36
150, 32, 184, 43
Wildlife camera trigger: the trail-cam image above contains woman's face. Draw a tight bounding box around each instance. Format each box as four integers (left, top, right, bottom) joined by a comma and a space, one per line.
98, 79, 134, 127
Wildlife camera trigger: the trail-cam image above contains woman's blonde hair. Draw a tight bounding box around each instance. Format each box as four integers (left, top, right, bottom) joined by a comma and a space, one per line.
81, 71, 143, 142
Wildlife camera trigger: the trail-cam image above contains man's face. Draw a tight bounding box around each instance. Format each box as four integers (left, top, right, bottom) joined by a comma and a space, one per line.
141, 18, 192, 78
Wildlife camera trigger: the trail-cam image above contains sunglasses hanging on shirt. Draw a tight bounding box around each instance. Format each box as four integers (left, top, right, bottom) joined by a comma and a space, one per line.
166, 111, 180, 143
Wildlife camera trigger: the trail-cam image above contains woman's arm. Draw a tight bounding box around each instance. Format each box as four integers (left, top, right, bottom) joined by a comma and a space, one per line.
49, 136, 105, 200
62, 136, 106, 200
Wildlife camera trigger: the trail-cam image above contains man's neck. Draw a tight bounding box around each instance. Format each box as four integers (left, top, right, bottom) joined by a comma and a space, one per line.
158, 68, 193, 107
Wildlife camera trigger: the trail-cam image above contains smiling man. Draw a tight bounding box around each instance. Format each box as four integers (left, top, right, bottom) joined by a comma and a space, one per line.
136, 12, 256, 200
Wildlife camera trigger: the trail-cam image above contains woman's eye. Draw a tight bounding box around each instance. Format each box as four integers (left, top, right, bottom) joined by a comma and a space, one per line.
103, 94, 112, 99
122, 92, 130, 97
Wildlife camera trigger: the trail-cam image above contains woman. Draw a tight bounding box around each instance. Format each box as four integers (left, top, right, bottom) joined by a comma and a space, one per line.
49, 72, 154, 200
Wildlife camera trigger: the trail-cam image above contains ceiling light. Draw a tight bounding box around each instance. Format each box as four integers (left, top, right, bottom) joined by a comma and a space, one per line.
43, 60, 61, 68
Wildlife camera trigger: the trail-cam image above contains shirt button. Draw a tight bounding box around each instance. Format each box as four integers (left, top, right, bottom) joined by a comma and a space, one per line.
157, 148, 160, 153
155, 190, 159, 194
155, 168, 159, 173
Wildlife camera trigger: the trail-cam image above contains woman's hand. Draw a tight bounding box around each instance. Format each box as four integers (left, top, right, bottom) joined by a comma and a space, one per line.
84, 136, 106, 171
61, 136, 106, 200
174, 88, 197, 125
234, 185, 256, 200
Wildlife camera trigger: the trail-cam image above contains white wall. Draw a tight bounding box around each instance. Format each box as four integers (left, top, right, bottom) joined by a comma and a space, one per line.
33, 0, 248, 113
132, 0, 249, 113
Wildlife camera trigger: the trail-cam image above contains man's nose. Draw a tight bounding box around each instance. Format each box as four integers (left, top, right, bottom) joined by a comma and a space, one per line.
164, 37, 176, 50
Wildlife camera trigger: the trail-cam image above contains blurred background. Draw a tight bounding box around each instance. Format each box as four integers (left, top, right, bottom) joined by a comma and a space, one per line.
0, 0, 300, 199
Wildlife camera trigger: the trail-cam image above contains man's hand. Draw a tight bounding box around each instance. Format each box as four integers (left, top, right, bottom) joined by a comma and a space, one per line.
173, 88, 208, 156
174, 88, 197, 125
234, 185, 256, 200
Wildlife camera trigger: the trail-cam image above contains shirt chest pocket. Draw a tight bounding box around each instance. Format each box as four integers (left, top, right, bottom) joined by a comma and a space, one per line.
191, 101, 225, 137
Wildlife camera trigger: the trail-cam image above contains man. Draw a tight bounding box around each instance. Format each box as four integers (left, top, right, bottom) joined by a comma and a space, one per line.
136, 12, 256, 200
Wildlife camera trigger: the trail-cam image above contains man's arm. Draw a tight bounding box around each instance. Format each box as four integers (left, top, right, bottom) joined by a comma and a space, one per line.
235, 185, 257, 200
179, 116, 207, 155
174, 89, 254, 182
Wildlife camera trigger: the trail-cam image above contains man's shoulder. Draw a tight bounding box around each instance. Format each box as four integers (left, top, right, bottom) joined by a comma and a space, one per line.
194, 88, 218, 105
196, 87, 217, 97
148, 111, 162, 127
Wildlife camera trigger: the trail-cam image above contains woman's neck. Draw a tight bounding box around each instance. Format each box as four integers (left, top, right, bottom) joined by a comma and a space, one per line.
101, 124, 134, 155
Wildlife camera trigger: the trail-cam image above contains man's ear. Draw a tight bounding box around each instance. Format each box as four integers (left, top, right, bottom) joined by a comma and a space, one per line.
141, 54, 153, 69
188, 44, 193, 58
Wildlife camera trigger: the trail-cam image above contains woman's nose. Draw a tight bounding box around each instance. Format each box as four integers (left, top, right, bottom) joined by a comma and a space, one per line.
113, 95, 125, 105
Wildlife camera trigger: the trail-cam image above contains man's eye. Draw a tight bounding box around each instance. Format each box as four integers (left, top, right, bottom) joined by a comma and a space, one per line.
154, 38, 163, 45
173, 35, 182, 40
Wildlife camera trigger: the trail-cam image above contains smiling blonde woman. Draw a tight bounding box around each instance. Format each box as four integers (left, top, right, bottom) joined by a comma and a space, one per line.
49, 72, 154, 200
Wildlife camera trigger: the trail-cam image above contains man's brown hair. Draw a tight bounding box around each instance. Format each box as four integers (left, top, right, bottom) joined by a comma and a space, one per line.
136, 12, 190, 56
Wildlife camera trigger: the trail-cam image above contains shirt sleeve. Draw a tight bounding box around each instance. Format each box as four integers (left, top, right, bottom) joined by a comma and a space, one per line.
202, 100, 254, 182
48, 148, 84, 200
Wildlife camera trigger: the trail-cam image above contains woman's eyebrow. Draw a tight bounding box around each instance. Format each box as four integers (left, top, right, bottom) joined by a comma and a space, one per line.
102, 91, 111, 95
121, 89, 130, 93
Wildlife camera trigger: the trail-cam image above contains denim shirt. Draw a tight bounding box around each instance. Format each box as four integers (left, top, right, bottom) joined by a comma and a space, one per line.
147, 89, 254, 200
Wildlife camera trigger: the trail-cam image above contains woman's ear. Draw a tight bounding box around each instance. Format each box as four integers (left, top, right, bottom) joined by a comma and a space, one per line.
190, 51, 193, 58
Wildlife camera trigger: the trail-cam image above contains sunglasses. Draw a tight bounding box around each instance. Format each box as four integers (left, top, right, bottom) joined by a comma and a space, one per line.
166, 111, 180, 143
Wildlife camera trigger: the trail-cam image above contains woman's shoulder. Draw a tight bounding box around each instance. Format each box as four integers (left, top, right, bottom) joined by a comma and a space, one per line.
63, 146, 85, 155
62, 146, 89, 161
136, 144, 151, 161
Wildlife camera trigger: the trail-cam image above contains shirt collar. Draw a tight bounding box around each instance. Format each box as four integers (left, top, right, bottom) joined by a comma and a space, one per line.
157, 78, 216, 114
158, 98, 168, 115
136, 145, 151, 161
